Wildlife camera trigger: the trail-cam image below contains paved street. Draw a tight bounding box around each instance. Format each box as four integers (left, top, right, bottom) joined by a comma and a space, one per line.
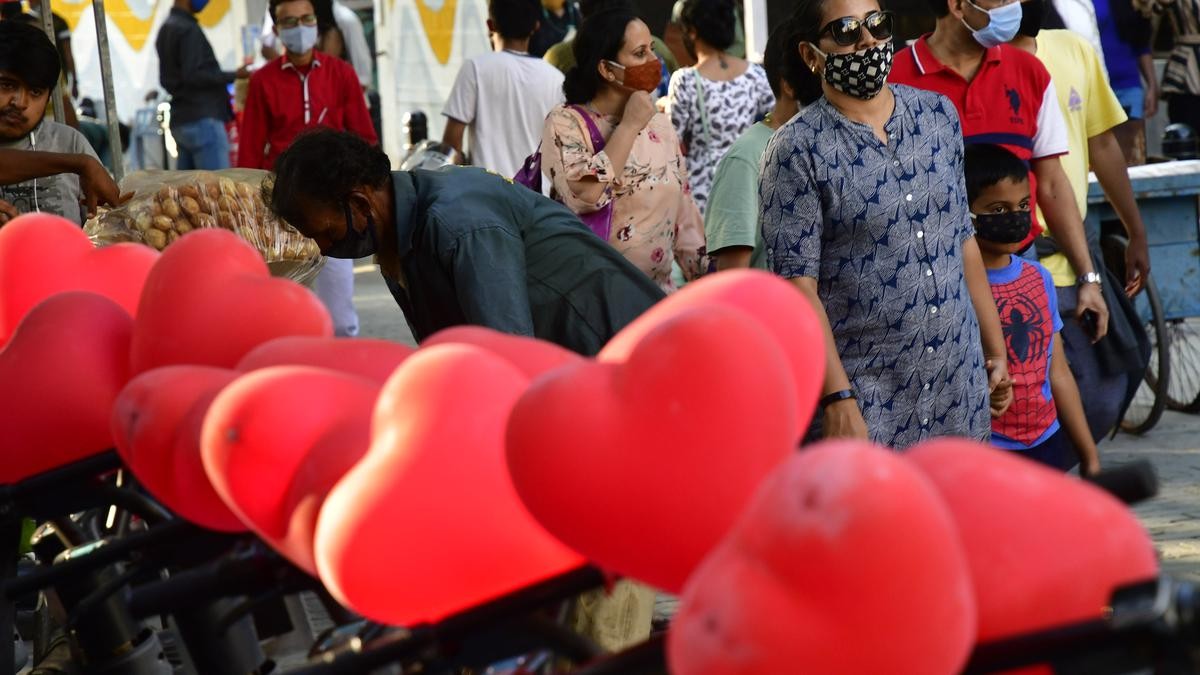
1105, 412, 1200, 580
350, 263, 1200, 580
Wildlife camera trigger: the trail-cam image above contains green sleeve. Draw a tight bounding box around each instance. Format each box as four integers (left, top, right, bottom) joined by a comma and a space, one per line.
652, 36, 680, 74
544, 41, 575, 74
704, 154, 760, 253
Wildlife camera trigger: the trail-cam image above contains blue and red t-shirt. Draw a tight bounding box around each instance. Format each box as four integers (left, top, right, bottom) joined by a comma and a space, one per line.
889, 38, 1070, 244
987, 256, 1064, 449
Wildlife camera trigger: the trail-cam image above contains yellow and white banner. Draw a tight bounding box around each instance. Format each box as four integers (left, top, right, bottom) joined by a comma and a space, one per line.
50, 0, 247, 123
374, 0, 489, 164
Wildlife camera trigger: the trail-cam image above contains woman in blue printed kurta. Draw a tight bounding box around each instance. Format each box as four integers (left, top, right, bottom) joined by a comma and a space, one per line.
759, 0, 1011, 449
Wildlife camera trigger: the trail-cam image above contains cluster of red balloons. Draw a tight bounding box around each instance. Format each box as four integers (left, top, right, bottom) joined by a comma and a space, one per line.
0, 213, 1162, 674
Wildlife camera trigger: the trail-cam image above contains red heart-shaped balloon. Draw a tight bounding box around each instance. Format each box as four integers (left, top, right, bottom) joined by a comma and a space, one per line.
907, 439, 1159, 642
0, 292, 133, 483
131, 229, 331, 375
315, 344, 585, 626
238, 336, 415, 384
202, 366, 377, 573
112, 366, 246, 531
668, 441, 976, 675
506, 305, 797, 593
423, 326, 582, 379
600, 269, 824, 436
0, 213, 157, 347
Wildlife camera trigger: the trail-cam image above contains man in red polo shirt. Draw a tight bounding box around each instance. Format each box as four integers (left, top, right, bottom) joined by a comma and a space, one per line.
239, 0, 377, 338
890, 0, 1110, 339
238, 0, 376, 169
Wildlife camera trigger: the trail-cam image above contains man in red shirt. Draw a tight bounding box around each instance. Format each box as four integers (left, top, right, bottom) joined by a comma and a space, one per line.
237, 0, 376, 170
889, 0, 1109, 339
239, 0, 377, 337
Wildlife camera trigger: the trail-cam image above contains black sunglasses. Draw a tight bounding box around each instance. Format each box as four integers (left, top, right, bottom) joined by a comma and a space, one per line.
817, 10, 895, 47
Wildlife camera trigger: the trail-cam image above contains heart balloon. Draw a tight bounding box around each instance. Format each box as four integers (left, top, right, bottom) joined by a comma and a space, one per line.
238, 336, 415, 385
202, 366, 378, 573
112, 366, 246, 531
668, 441, 976, 675
315, 344, 585, 626
600, 269, 825, 436
506, 305, 797, 593
424, 326, 582, 379
0, 213, 158, 347
907, 439, 1159, 642
131, 229, 331, 375
0, 292, 133, 483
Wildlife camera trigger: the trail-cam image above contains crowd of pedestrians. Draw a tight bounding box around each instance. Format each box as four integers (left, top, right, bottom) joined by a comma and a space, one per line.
2, 0, 1170, 466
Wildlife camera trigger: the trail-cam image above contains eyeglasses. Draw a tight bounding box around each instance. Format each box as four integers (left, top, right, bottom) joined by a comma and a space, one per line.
278, 14, 318, 29
816, 10, 895, 47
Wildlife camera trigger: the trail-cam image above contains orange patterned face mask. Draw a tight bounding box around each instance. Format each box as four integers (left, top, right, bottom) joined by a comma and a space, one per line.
605, 58, 662, 93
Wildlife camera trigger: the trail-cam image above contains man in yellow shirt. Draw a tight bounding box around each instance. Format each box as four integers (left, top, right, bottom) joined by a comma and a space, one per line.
1012, 0, 1151, 442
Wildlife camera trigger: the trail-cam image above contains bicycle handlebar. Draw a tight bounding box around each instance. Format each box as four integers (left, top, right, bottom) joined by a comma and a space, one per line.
1084, 460, 1158, 505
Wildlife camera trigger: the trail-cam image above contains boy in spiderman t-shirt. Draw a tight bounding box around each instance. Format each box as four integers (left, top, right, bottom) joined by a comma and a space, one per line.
965, 144, 1100, 476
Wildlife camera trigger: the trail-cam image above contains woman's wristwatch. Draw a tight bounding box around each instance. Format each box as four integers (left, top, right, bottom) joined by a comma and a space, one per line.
1078, 271, 1102, 287
819, 389, 856, 409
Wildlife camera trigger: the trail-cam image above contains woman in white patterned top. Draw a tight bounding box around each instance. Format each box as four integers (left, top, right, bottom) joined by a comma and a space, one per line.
667, 0, 775, 213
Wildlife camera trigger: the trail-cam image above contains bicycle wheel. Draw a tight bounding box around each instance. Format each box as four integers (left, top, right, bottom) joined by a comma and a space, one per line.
1161, 319, 1200, 412
1101, 235, 1169, 435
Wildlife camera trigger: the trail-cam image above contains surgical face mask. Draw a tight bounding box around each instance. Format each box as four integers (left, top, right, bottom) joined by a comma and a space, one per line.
279, 24, 319, 55
962, 0, 1023, 48
809, 42, 893, 100
972, 210, 1031, 243
325, 202, 379, 259
189, 0, 209, 12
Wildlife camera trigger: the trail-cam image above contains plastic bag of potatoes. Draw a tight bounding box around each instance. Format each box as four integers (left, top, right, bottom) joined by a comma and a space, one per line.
85, 169, 324, 286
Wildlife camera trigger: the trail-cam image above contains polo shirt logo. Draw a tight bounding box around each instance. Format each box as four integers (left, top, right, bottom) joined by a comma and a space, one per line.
1068, 86, 1083, 113
1003, 86, 1027, 125
1005, 87, 1021, 117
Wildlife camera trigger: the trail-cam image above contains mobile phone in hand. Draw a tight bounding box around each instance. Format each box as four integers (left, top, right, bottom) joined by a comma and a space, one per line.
1080, 310, 1099, 340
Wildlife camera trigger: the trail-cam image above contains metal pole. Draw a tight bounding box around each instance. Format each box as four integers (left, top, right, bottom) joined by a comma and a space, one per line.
91, 0, 124, 183
37, 0, 66, 125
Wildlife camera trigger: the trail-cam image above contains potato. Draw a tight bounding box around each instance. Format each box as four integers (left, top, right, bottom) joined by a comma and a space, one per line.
160, 198, 181, 218
152, 216, 174, 231
133, 211, 153, 233
166, 230, 180, 246
174, 220, 193, 234
144, 229, 167, 250
203, 181, 222, 200
217, 212, 237, 230
150, 200, 163, 217
180, 196, 201, 216
193, 213, 216, 229
237, 182, 257, 200
219, 177, 237, 196
178, 184, 201, 201
156, 185, 174, 202
217, 195, 240, 213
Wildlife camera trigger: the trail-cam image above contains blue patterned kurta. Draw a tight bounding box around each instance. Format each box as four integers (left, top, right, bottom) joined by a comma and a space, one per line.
760, 84, 989, 449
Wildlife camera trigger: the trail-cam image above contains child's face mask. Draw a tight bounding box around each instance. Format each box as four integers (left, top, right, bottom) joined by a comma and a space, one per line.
972, 210, 1032, 244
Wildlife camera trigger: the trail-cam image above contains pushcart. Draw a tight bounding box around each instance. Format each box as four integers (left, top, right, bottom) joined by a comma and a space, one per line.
1083, 160, 1200, 434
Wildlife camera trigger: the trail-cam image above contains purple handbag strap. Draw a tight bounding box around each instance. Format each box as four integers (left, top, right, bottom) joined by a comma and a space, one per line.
568, 104, 607, 153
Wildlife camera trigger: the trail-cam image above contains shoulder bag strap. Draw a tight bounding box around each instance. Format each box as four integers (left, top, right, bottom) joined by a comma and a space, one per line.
568, 104, 608, 152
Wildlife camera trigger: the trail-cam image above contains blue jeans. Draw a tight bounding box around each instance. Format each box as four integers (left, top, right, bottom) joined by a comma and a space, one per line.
171, 117, 230, 170
1114, 86, 1145, 121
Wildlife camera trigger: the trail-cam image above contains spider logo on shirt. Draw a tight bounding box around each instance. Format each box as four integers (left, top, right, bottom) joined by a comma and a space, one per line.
998, 294, 1048, 364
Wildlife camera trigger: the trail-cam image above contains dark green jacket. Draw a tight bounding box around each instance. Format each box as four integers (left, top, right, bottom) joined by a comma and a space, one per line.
383, 168, 665, 355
